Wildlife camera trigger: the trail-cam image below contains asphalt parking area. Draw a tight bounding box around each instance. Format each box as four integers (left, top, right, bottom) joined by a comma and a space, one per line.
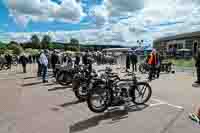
64, 97, 184, 133
1, 65, 200, 133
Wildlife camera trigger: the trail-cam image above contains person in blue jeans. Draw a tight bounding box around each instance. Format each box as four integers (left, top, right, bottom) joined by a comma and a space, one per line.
39, 50, 49, 83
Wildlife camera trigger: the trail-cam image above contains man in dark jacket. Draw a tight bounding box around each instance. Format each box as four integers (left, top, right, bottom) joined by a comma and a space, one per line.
51, 51, 59, 77
82, 51, 89, 65
75, 53, 80, 66
194, 46, 200, 84
126, 53, 130, 72
5, 54, 12, 69
130, 52, 138, 72
19, 54, 28, 73
36, 53, 42, 77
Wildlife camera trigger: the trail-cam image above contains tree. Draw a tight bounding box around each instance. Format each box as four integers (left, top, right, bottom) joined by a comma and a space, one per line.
70, 38, 80, 51
7, 44, 23, 55
31, 34, 40, 49
41, 35, 51, 49
70, 38, 79, 46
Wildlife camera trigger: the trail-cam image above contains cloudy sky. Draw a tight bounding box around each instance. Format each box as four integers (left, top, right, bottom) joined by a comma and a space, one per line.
0, 0, 200, 46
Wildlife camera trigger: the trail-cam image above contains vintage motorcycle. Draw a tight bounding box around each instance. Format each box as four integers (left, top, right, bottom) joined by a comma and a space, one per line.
87, 67, 152, 113
72, 66, 98, 101
55, 64, 83, 86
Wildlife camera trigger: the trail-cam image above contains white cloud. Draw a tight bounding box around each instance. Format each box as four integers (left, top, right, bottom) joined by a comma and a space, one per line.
4, 0, 200, 47
104, 0, 144, 17
90, 5, 108, 27
5, 0, 86, 27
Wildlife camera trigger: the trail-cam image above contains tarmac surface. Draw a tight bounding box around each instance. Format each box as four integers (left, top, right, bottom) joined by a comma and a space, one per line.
0, 64, 200, 133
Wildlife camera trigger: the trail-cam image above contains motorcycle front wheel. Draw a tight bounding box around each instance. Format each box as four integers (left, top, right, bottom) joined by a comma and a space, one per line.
87, 87, 112, 113
131, 82, 152, 105
72, 80, 88, 101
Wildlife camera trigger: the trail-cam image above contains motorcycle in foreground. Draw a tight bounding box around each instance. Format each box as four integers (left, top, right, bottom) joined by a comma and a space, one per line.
87, 67, 152, 113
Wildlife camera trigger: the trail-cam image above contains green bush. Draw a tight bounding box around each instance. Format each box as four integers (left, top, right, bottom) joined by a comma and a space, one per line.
168, 59, 194, 67
25, 48, 39, 56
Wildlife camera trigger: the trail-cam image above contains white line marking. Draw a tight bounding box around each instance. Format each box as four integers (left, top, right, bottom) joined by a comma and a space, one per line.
149, 103, 165, 107
152, 98, 184, 110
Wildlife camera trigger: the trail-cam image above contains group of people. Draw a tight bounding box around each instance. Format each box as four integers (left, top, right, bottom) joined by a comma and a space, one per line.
126, 49, 163, 81
35, 50, 93, 83
0, 54, 13, 69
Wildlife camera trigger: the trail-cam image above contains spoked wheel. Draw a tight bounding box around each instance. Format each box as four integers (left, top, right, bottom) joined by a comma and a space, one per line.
0, 64, 3, 71
87, 88, 111, 113
139, 64, 147, 74
56, 71, 72, 86
167, 65, 172, 73
73, 81, 88, 101
12, 61, 18, 66
132, 82, 152, 105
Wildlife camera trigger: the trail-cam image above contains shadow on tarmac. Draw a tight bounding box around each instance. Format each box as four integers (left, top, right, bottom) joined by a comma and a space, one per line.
48, 85, 72, 91
44, 83, 56, 86
23, 76, 36, 79
22, 81, 43, 87
69, 104, 148, 133
59, 100, 84, 108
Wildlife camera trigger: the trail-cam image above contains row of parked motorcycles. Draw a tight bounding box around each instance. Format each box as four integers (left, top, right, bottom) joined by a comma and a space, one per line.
54, 64, 152, 113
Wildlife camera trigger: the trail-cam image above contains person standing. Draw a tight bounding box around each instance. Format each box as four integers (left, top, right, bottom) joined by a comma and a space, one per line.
37, 52, 42, 77
126, 52, 131, 72
19, 53, 28, 73
155, 52, 161, 78
82, 51, 89, 65
51, 51, 59, 77
148, 49, 158, 81
130, 51, 138, 72
28, 55, 32, 64
193, 46, 200, 84
39, 50, 49, 83
74, 53, 80, 66
5, 54, 12, 69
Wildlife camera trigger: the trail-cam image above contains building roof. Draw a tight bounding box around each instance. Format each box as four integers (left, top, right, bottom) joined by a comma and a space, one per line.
154, 31, 200, 43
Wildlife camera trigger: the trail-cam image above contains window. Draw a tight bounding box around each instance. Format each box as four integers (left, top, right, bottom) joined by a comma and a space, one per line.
185, 39, 193, 49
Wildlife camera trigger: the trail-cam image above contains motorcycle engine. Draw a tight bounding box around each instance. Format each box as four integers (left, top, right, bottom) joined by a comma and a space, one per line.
120, 88, 129, 98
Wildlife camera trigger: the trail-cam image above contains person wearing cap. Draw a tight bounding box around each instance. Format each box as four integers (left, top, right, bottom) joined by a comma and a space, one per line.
39, 50, 49, 83
147, 49, 158, 81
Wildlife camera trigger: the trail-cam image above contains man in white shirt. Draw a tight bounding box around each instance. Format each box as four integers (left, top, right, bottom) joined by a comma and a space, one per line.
39, 50, 49, 83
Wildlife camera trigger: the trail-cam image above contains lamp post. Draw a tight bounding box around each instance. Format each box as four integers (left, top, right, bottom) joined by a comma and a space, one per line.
137, 40, 144, 48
